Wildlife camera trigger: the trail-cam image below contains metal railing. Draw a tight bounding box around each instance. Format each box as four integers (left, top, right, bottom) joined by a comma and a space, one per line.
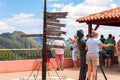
0, 48, 72, 61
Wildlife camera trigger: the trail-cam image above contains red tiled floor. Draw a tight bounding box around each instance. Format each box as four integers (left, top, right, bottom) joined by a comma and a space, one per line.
0, 65, 120, 80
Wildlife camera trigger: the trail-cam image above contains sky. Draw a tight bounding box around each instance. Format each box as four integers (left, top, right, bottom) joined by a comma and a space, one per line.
0, 0, 120, 41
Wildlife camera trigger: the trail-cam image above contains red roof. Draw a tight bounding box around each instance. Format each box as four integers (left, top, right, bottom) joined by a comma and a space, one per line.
76, 7, 120, 27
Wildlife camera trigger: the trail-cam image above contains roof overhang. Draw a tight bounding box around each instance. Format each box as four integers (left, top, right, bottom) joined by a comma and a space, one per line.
76, 7, 120, 27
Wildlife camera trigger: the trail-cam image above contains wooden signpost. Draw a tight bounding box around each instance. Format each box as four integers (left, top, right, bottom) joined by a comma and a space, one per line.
21, 1, 68, 79
42, 11, 68, 80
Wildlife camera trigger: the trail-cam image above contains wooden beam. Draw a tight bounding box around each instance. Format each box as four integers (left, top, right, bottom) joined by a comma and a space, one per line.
20, 34, 64, 39
88, 18, 120, 27
87, 23, 92, 35
94, 24, 99, 30
20, 34, 43, 37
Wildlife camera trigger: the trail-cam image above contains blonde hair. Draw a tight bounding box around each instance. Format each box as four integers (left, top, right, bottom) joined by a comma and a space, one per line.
74, 34, 78, 39
91, 31, 98, 37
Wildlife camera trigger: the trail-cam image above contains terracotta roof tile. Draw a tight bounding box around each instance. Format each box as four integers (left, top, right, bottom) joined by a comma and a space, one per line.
76, 7, 120, 23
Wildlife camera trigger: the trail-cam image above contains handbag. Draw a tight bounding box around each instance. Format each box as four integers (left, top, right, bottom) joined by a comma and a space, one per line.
70, 46, 73, 51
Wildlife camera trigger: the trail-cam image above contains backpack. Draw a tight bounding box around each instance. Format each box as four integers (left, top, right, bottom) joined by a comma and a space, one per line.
47, 51, 52, 58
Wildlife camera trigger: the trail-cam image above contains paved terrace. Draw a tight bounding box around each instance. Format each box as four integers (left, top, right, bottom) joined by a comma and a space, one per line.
0, 65, 119, 80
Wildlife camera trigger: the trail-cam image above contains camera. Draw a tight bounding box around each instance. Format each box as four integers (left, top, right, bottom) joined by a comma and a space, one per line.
99, 50, 110, 59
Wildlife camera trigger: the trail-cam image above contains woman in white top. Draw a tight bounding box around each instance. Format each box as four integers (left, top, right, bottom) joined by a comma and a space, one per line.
86, 31, 113, 80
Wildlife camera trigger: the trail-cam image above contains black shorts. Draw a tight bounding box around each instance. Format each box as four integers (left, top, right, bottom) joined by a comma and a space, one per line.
104, 49, 113, 59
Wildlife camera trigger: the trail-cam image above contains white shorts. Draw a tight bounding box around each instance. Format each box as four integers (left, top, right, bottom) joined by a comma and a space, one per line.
72, 49, 78, 61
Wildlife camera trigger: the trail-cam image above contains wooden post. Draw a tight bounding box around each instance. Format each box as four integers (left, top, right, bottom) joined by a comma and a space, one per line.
88, 23, 92, 35
42, 0, 47, 80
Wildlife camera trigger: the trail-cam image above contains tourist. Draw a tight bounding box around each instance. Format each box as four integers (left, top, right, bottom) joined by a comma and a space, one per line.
69, 34, 78, 68
100, 35, 106, 43
46, 39, 52, 70
86, 31, 113, 80
104, 34, 115, 67
52, 40, 66, 70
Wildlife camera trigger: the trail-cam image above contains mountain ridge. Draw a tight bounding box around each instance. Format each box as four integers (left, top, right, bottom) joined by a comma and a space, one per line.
0, 31, 40, 49
0, 31, 71, 49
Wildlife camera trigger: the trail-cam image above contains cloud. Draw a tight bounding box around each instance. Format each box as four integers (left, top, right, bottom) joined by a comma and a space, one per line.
84, 0, 113, 6
110, 3, 118, 8
0, 21, 15, 33
0, 21, 15, 29
61, 0, 118, 19
54, 0, 120, 40
2, 13, 43, 34
4, 13, 42, 26
50, 3, 64, 8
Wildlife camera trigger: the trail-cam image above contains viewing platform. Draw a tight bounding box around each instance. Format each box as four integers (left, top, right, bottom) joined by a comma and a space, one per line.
0, 64, 119, 80
0, 49, 119, 80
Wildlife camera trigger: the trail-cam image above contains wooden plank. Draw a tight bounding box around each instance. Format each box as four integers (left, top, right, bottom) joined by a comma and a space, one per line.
46, 21, 66, 27
45, 28, 59, 31
47, 12, 68, 18
48, 34, 61, 36
20, 34, 43, 37
20, 31, 65, 38
47, 12, 68, 16
47, 19, 60, 22
46, 26, 60, 30
46, 29, 66, 34
46, 32, 61, 36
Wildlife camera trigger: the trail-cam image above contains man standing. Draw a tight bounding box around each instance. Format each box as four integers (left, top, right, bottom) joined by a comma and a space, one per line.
104, 34, 115, 67
100, 35, 106, 43
53, 40, 66, 70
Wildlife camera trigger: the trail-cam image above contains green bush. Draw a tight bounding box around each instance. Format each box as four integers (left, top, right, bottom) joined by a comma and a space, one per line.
0, 49, 72, 61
